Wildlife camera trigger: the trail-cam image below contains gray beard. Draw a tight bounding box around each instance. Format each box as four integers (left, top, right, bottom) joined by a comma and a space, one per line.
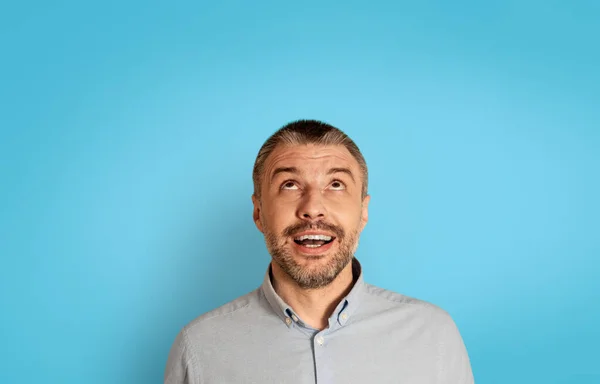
264, 228, 359, 289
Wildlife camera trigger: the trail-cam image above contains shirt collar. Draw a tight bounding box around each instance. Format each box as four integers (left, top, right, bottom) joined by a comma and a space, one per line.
261, 257, 365, 329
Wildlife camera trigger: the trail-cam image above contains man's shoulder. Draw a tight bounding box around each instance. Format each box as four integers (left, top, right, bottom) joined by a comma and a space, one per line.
362, 282, 454, 323
182, 288, 263, 336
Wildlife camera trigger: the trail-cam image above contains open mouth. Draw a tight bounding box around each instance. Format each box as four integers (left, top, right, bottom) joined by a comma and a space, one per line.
293, 234, 335, 248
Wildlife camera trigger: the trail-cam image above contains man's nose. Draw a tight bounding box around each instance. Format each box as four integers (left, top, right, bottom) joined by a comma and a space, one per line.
297, 188, 327, 221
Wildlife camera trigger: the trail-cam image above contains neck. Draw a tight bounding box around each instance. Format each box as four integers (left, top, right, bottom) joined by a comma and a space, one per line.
270, 260, 355, 330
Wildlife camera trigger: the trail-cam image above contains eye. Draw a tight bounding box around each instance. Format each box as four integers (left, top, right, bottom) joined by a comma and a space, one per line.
281, 181, 299, 190
329, 180, 346, 190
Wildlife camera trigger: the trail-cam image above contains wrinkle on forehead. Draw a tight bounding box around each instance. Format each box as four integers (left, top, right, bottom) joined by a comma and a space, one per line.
264, 144, 358, 181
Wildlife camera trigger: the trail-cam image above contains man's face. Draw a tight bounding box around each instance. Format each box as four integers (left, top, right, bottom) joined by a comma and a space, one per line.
252, 143, 369, 289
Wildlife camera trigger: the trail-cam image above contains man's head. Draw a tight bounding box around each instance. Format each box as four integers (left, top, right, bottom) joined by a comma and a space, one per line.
252, 120, 370, 289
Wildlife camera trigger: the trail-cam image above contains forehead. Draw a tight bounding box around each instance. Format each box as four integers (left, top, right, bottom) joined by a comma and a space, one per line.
264, 144, 358, 174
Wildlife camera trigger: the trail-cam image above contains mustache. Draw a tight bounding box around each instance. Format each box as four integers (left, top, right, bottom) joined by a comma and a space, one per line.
282, 221, 345, 239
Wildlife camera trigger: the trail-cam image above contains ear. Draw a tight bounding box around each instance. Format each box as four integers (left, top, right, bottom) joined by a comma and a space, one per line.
252, 194, 264, 233
359, 194, 370, 232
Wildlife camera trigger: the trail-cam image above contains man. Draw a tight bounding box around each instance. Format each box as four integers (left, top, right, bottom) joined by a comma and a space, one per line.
165, 120, 474, 383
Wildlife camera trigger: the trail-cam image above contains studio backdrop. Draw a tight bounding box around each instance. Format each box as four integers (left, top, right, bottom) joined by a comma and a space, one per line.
1, 1, 598, 383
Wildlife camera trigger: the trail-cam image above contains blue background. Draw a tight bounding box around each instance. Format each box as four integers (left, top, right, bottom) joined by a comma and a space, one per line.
1, 1, 598, 383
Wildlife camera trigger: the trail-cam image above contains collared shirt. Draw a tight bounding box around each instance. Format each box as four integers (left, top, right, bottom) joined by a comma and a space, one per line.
165, 258, 474, 384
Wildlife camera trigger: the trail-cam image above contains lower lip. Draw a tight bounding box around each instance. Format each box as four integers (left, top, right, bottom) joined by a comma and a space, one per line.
292, 239, 335, 255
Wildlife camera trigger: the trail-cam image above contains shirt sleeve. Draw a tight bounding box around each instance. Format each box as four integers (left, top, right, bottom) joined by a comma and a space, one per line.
164, 329, 194, 384
438, 312, 475, 384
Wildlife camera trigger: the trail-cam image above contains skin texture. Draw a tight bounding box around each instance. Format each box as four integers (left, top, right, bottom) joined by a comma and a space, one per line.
252, 143, 369, 329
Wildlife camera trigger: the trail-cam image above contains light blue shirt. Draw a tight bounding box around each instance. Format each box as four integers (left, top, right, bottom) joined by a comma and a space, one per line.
165, 258, 474, 383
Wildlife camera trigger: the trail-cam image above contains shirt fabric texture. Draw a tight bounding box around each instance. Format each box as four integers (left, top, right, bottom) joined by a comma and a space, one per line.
165, 258, 474, 384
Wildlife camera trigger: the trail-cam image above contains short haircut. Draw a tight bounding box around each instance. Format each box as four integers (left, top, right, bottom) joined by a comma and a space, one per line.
252, 119, 368, 199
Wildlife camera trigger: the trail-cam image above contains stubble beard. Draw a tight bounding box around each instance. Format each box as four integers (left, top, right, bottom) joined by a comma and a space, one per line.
263, 220, 360, 289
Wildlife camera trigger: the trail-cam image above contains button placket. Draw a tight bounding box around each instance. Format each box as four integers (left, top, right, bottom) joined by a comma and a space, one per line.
315, 335, 324, 346
313, 332, 333, 383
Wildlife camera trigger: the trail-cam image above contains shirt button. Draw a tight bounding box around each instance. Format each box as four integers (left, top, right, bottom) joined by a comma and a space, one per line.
285, 317, 292, 325
291, 314, 299, 322
341, 313, 348, 320
316, 336, 324, 345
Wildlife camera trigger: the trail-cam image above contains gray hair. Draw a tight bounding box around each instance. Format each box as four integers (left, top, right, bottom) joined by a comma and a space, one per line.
252, 120, 368, 199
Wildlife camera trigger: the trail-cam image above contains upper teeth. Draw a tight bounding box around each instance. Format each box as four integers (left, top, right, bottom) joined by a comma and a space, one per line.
295, 234, 332, 241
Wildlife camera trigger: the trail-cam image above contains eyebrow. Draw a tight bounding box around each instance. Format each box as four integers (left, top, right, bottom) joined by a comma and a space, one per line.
271, 167, 299, 182
270, 166, 355, 183
327, 167, 355, 182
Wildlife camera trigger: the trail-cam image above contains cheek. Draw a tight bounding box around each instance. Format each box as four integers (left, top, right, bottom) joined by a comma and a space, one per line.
262, 203, 295, 230
329, 208, 363, 230
327, 197, 362, 214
